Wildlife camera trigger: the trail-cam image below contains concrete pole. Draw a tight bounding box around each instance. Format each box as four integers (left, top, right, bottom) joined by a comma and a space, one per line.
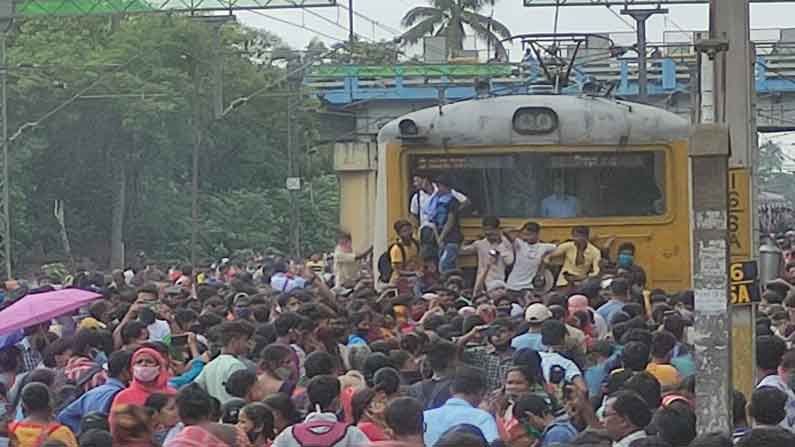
712, 0, 758, 401
690, 122, 732, 434
620, 8, 667, 103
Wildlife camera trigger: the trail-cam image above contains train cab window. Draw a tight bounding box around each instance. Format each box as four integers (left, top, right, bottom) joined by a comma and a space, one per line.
409, 150, 666, 219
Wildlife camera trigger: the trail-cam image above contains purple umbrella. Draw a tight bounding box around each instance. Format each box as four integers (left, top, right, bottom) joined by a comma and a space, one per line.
0, 288, 101, 336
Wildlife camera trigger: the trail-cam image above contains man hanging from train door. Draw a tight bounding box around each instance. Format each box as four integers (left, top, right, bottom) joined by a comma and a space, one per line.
428, 174, 464, 274
409, 173, 469, 265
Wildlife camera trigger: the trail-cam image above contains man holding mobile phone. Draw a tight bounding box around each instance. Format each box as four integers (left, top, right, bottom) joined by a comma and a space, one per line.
457, 316, 516, 390
461, 216, 514, 294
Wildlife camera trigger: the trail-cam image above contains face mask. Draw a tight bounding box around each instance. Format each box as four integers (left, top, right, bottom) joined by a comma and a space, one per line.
617, 253, 634, 268
133, 365, 160, 382
247, 430, 261, 443
275, 367, 292, 381
234, 307, 251, 319
522, 423, 543, 440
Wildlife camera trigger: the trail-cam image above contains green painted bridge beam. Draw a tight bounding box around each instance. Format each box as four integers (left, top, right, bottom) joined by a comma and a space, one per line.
4, 0, 335, 17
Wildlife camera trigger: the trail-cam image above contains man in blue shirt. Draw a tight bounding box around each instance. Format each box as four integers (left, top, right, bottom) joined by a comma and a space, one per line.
269, 260, 307, 294
541, 178, 579, 218
423, 365, 500, 446
596, 278, 631, 327
512, 303, 552, 351
58, 350, 132, 434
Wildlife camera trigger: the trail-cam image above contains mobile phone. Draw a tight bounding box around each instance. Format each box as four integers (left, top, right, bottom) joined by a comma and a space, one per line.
489, 249, 499, 257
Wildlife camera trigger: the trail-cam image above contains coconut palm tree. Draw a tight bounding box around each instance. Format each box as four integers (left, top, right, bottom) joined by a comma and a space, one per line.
400, 0, 511, 60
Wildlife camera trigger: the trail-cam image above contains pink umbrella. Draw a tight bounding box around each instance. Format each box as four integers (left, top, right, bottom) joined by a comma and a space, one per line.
0, 288, 101, 336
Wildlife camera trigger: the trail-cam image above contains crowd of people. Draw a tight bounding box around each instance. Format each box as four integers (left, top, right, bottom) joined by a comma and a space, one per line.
1, 175, 795, 447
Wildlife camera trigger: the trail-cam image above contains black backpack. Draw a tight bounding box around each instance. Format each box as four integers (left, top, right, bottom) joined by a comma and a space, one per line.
408, 377, 454, 410
377, 241, 419, 283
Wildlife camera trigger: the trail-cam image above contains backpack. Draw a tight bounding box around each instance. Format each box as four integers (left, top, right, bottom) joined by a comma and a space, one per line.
55, 363, 106, 414
291, 420, 351, 447
8, 421, 63, 447
377, 241, 419, 284
409, 377, 454, 410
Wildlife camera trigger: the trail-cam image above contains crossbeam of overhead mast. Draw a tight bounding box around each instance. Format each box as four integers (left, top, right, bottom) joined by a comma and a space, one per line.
524, 0, 785, 6
8, 0, 335, 17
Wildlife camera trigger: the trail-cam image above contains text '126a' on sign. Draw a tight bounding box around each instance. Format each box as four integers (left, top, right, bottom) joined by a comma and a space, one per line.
730, 260, 760, 305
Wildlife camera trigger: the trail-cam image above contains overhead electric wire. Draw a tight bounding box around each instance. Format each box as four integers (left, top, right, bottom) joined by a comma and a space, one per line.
301, 6, 376, 43
336, 2, 402, 37
605, 5, 636, 31
249, 9, 346, 42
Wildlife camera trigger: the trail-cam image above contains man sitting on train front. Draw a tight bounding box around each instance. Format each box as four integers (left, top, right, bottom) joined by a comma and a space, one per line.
543, 226, 601, 288
541, 177, 579, 218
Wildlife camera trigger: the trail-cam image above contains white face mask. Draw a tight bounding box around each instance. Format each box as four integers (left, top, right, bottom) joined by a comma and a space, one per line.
133, 365, 160, 382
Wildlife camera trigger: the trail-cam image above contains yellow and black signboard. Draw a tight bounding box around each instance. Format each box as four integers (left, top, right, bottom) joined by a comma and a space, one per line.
729, 169, 751, 261
730, 260, 760, 305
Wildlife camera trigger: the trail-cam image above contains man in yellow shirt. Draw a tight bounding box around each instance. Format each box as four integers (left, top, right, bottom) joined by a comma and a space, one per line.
390, 219, 420, 285
646, 331, 682, 390
544, 226, 601, 287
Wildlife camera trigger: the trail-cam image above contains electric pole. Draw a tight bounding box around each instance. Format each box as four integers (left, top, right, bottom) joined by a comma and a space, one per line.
286, 54, 303, 260
348, 0, 354, 63
691, 0, 756, 433
620, 8, 666, 103
190, 59, 201, 270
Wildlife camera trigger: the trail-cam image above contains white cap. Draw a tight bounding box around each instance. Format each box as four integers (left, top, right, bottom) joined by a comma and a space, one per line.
421, 292, 439, 301
525, 303, 553, 323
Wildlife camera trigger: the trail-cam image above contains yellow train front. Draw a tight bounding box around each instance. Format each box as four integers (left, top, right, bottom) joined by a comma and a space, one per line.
374, 94, 692, 291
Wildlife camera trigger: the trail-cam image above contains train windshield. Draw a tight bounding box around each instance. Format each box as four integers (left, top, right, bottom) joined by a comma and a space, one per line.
409, 150, 666, 219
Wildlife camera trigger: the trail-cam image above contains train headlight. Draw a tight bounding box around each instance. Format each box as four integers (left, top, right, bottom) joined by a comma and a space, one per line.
398, 119, 419, 136
512, 107, 558, 135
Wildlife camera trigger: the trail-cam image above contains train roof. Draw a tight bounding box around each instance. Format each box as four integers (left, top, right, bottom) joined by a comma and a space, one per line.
377, 94, 690, 147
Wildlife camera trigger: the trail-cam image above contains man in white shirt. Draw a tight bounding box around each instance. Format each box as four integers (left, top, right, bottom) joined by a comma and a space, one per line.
538, 320, 587, 393
506, 221, 556, 292
461, 216, 514, 290
603, 391, 651, 447
756, 349, 795, 432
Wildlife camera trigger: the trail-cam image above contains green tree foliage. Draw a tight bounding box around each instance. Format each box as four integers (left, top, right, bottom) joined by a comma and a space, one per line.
307, 37, 402, 65
400, 0, 511, 60
760, 140, 795, 199
6, 16, 338, 269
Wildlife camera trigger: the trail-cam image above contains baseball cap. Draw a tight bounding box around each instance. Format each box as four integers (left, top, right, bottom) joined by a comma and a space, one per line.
79, 317, 107, 331
525, 303, 552, 323
421, 292, 439, 301
233, 292, 251, 307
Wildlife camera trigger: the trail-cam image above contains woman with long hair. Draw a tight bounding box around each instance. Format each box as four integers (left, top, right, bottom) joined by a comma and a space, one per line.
237, 402, 275, 447
111, 404, 157, 447
257, 344, 295, 397
261, 393, 301, 435
164, 384, 250, 447
487, 359, 557, 447
351, 367, 401, 442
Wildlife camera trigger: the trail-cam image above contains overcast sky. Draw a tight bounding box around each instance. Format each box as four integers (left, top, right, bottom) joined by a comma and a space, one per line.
236, 1, 795, 56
